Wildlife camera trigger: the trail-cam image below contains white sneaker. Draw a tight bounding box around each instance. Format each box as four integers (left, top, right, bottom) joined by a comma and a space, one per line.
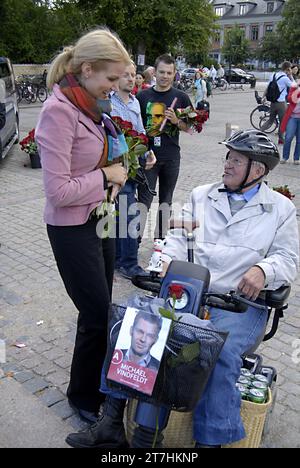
280, 160, 287, 164
293, 161, 300, 165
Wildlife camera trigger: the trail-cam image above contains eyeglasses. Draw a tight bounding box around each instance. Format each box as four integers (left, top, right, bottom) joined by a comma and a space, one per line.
222, 155, 249, 167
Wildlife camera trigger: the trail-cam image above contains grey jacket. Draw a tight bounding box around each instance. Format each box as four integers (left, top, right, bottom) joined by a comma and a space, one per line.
162, 182, 299, 293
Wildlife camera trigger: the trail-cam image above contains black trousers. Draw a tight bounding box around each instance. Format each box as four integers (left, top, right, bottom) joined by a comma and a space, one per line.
138, 159, 180, 239
47, 218, 115, 412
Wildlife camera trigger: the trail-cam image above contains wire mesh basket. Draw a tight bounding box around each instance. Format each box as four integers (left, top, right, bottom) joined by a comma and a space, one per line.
104, 304, 228, 412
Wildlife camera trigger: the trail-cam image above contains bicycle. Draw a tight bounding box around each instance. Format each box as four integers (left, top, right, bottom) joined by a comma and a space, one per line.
212, 77, 228, 91
250, 91, 279, 134
179, 76, 194, 93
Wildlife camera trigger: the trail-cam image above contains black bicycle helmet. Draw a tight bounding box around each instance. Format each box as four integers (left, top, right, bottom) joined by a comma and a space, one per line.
221, 129, 280, 170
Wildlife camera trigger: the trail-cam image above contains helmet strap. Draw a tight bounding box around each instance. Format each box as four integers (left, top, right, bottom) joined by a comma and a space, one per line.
219, 159, 264, 194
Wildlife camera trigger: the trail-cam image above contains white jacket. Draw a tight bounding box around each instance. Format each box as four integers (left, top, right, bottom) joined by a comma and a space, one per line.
162, 182, 299, 293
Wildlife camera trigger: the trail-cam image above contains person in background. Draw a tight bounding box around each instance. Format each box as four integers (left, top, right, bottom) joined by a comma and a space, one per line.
132, 71, 149, 95
209, 64, 217, 83
217, 64, 225, 82
110, 62, 156, 279
280, 80, 300, 165
291, 64, 299, 82
194, 71, 207, 109
35, 28, 130, 424
261, 61, 293, 145
137, 54, 192, 243
144, 66, 156, 86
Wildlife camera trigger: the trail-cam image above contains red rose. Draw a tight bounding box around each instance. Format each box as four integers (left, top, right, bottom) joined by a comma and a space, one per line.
122, 120, 133, 130
127, 129, 139, 138
112, 116, 123, 126
169, 284, 184, 300
138, 133, 149, 145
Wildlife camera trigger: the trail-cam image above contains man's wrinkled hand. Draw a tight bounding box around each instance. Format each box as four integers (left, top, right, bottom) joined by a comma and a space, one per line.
237, 266, 265, 301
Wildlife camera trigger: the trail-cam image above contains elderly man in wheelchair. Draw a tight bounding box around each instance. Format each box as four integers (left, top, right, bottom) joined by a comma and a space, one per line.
66, 129, 299, 449
159, 129, 299, 447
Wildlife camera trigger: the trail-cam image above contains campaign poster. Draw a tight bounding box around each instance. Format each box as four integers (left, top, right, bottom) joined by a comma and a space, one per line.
107, 307, 171, 395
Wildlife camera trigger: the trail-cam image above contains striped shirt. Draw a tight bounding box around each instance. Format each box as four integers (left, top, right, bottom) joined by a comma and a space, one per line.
110, 92, 145, 134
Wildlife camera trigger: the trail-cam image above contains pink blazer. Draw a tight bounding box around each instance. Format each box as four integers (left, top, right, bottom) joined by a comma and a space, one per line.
35, 84, 107, 226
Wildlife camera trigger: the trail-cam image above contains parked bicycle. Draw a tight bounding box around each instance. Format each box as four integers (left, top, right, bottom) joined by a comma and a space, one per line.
212, 77, 228, 91
15, 74, 48, 104
250, 91, 278, 134
180, 76, 194, 93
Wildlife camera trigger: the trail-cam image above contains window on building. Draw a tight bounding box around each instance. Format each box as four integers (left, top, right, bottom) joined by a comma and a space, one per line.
215, 32, 221, 43
265, 24, 273, 34
215, 7, 224, 16
251, 25, 259, 41
267, 2, 274, 13
239, 4, 247, 15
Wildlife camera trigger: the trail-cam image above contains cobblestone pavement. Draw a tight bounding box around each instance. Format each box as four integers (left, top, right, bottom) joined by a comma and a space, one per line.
0, 85, 299, 447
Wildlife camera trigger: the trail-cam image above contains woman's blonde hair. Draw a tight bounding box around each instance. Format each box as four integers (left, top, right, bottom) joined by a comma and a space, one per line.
47, 28, 131, 90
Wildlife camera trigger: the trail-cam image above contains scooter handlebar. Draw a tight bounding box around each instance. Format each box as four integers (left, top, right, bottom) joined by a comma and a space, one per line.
131, 274, 161, 294
204, 291, 266, 313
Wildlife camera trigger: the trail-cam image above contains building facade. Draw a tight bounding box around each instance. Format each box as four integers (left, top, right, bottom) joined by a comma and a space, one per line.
209, 0, 285, 66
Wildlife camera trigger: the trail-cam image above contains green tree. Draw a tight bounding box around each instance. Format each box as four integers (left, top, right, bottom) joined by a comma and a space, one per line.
222, 25, 251, 65
77, 0, 217, 64
0, 0, 217, 65
256, 31, 287, 67
278, 0, 300, 62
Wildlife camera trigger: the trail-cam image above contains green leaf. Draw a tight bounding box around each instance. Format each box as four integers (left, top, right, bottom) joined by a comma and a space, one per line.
134, 144, 148, 155
168, 342, 200, 368
159, 307, 178, 322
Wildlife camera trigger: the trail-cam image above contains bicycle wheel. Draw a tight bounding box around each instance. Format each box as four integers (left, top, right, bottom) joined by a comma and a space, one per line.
259, 115, 278, 134
23, 88, 35, 103
250, 106, 277, 133
37, 86, 48, 103
220, 79, 228, 91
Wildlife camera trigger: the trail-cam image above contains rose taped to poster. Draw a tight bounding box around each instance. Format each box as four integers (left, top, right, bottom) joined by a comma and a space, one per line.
107, 307, 171, 395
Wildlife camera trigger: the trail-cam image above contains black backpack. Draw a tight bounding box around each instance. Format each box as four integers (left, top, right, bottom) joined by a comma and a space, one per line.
266, 73, 285, 103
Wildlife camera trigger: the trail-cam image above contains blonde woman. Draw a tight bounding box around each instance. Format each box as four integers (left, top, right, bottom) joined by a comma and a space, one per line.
35, 29, 131, 423
194, 71, 207, 108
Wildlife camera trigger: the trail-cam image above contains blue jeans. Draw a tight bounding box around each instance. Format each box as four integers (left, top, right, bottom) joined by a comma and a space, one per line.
283, 117, 300, 161
138, 159, 180, 239
115, 181, 139, 270
193, 304, 268, 445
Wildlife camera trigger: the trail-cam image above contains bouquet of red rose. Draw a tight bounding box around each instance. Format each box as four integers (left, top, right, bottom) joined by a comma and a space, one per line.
147, 106, 209, 137
111, 116, 148, 179
176, 107, 209, 134
273, 185, 295, 200
20, 128, 38, 155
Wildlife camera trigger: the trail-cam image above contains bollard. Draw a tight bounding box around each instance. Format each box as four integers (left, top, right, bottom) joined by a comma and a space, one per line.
0, 339, 6, 364
226, 123, 239, 139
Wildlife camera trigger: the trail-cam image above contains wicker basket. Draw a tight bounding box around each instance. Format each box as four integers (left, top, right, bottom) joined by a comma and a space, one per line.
223, 388, 272, 448
126, 400, 195, 448
126, 388, 272, 449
